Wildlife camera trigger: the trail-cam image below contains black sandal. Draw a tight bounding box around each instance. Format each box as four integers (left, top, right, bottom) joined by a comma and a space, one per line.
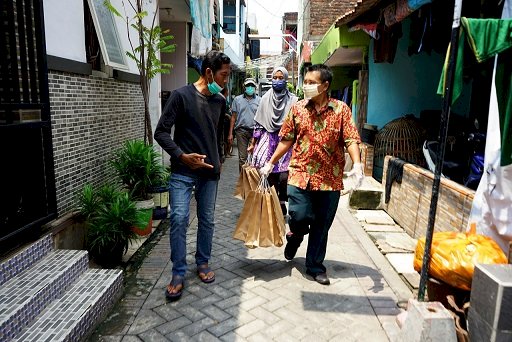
165, 275, 184, 301
197, 264, 215, 283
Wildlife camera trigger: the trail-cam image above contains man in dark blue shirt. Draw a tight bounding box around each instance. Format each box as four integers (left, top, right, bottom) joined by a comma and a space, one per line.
155, 51, 231, 301
229, 78, 260, 171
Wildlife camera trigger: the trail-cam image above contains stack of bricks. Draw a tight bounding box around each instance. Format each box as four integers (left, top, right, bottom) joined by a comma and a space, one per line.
360, 143, 374, 176
382, 156, 475, 239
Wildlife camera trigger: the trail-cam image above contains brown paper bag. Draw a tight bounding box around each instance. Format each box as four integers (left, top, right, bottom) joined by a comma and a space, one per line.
246, 166, 261, 190
233, 178, 285, 249
256, 192, 274, 248
269, 185, 286, 246
234, 163, 260, 200
233, 166, 246, 200
233, 190, 261, 244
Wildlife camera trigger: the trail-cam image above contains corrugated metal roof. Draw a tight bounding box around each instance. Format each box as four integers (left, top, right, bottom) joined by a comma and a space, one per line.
335, 0, 384, 27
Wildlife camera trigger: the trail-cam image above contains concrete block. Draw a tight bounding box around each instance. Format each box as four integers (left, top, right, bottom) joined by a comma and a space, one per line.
385, 253, 415, 274
356, 210, 395, 225
398, 299, 457, 342
469, 264, 512, 331
349, 190, 383, 209
468, 307, 512, 342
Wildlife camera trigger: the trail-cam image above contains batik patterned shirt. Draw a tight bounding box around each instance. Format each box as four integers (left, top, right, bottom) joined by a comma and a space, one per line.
279, 98, 360, 190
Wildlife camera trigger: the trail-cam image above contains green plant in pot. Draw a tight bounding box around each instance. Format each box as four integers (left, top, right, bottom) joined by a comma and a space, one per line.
111, 140, 165, 200
111, 140, 165, 235
78, 184, 145, 267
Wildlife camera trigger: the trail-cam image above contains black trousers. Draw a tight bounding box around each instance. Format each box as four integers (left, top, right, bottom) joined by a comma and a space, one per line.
287, 185, 340, 275
267, 171, 288, 215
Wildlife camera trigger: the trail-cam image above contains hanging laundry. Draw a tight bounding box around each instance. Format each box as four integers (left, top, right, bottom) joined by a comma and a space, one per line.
396, 0, 414, 22
408, 0, 432, 11
190, 0, 214, 56
384, 3, 399, 27
408, 7, 433, 55
437, 18, 512, 105
349, 23, 379, 39
374, 23, 403, 63
446, 8, 512, 252
385, 158, 406, 203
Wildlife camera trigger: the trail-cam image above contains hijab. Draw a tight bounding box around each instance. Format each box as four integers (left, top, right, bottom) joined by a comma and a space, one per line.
254, 67, 298, 133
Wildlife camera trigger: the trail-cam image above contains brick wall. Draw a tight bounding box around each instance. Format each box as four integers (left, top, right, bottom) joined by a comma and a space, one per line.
48, 71, 144, 216
360, 143, 374, 176
383, 156, 475, 239
308, 0, 354, 38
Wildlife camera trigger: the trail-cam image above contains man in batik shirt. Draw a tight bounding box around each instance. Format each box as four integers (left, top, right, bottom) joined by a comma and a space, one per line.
260, 64, 364, 285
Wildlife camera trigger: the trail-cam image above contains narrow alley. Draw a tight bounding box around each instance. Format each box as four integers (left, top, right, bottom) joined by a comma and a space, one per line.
90, 151, 410, 342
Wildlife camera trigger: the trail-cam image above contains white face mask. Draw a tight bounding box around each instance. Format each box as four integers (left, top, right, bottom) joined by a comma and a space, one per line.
303, 84, 320, 100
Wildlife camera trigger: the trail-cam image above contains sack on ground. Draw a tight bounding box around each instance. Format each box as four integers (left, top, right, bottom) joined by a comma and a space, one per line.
233, 177, 285, 248
413, 223, 507, 291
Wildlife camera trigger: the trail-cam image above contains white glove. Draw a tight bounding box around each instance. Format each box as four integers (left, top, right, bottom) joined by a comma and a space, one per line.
345, 163, 364, 190
260, 162, 274, 177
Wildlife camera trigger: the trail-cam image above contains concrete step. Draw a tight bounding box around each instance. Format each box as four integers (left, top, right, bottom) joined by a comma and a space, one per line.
0, 234, 53, 286
0, 249, 88, 341
13, 269, 123, 342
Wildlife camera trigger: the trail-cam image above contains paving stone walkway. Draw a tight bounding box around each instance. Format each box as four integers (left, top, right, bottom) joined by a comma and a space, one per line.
90, 151, 413, 342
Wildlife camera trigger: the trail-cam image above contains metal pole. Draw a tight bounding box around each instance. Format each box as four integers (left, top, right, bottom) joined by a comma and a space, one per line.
292, 50, 295, 87
417, 0, 464, 301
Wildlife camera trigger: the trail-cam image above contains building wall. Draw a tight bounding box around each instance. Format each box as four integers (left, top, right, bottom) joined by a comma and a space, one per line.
43, 0, 147, 73
43, 0, 86, 63
48, 71, 144, 215
307, 0, 353, 39
161, 21, 188, 92
367, 18, 472, 129
383, 156, 474, 239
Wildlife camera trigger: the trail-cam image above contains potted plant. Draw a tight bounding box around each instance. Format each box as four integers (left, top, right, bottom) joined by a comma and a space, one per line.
78, 184, 145, 267
111, 140, 166, 235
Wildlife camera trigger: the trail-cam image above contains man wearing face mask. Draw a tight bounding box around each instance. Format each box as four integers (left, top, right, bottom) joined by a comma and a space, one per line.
260, 64, 363, 285
155, 51, 231, 301
228, 78, 261, 171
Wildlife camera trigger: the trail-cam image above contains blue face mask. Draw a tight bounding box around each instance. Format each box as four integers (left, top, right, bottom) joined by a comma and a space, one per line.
207, 70, 223, 95
245, 86, 255, 96
272, 79, 287, 92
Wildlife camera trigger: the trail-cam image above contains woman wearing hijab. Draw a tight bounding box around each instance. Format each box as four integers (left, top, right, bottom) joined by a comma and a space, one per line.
248, 67, 298, 215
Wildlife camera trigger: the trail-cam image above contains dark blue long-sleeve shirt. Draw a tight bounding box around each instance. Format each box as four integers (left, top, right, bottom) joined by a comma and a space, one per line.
154, 84, 225, 180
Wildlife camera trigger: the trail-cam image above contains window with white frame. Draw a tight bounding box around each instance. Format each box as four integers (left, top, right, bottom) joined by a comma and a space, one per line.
86, 0, 128, 70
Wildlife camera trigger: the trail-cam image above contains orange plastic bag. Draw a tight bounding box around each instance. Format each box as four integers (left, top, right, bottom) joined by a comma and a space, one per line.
413, 224, 508, 291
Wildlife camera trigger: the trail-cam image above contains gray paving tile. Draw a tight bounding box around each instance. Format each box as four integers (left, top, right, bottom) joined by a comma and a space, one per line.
234, 319, 266, 338
180, 317, 217, 337
200, 305, 231, 322
156, 316, 192, 335
138, 329, 169, 342
127, 310, 166, 335
207, 317, 239, 337
192, 330, 219, 342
